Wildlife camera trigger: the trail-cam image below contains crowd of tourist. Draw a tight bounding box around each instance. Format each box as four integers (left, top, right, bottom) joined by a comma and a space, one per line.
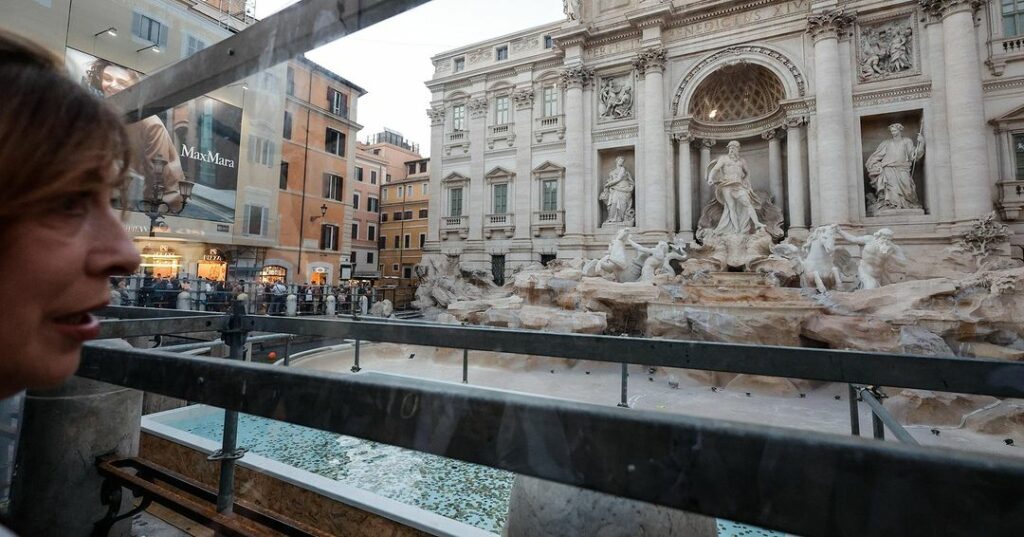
110, 275, 376, 315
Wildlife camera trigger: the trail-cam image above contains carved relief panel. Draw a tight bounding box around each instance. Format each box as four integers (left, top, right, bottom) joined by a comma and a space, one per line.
855, 13, 920, 83
597, 73, 634, 123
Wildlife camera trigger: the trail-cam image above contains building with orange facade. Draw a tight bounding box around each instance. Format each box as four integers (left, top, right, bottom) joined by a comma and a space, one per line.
352, 147, 386, 281
263, 56, 365, 285
380, 157, 430, 285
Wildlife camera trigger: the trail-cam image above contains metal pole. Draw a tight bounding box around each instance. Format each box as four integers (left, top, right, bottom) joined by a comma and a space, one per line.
212, 300, 248, 514
618, 363, 629, 408
462, 348, 468, 384
872, 413, 885, 440
351, 339, 361, 373
848, 384, 860, 436
283, 335, 292, 367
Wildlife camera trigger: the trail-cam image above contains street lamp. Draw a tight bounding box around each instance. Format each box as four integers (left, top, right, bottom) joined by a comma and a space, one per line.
310, 203, 328, 222
138, 157, 194, 237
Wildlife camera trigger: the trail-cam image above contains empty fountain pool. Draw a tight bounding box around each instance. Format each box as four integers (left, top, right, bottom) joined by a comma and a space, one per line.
146, 405, 786, 536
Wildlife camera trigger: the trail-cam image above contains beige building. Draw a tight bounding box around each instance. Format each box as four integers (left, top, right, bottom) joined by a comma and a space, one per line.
353, 145, 387, 280
426, 0, 1024, 282
380, 158, 431, 284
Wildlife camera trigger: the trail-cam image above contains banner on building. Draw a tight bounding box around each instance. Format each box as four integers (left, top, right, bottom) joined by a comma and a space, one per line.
65, 48, 241, 224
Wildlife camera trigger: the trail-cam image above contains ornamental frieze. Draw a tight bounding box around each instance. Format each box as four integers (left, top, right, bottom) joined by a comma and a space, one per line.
856, 13, 920, 83
663, 0, 812, 43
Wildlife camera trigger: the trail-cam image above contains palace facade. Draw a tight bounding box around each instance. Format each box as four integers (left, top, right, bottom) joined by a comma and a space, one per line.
425, 0, 1024, 279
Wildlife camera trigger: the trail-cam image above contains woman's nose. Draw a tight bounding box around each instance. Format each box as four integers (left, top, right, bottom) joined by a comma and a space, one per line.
86, 205, 141, 277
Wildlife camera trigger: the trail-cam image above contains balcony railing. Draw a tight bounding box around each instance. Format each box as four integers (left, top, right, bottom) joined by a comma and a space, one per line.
442, 215, 467, 228
531, 210, 564, 236
447, 131, 466, 142
486, 213, 510, 224
533, 115, 565, 143
488, 124, 512, 135
536, 115, 562, 129
74, 306, 1024, 537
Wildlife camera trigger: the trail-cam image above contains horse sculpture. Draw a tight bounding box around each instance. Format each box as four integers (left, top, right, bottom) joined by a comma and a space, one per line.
797, 224, 854, 293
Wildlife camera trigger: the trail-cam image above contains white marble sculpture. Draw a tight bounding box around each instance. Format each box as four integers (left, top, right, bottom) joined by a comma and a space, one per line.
837, 226, 907, 289
798, 224, 854, 293
866, 123, 925, 213
706, 141, 766, 236
600, 156, 635, 226
599, 77, 633, 120
859, 22, 914, 80
582, 228, 634, 282
562, 0, 582, 20
628, 238, 685, 281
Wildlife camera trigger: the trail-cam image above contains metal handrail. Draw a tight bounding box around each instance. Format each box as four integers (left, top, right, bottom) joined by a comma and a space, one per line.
81, 307, 1024, 536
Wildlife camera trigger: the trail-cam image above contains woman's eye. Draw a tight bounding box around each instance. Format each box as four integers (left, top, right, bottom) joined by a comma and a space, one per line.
57, 193, 92, 216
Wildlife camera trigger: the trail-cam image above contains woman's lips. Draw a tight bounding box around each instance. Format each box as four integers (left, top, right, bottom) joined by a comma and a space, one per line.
52, 312, 102, 342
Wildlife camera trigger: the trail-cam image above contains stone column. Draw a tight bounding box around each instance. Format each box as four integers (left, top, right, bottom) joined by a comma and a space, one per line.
764, 128, 784, 209
677, 133, 695, 237
921, 3, 955, 220
512, 88, 535, 241
561, 66, 592, 238
784, 118, 809, 234
807, 9, 856, 225
467, 96, 488, 242
426, 105, 445, 244
634, 48, 669, 235
699, 139, 715, 208
938, 0, 993, 219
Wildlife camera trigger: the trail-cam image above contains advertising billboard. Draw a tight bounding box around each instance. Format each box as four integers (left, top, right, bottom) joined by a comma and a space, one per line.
65, 48, 242, 224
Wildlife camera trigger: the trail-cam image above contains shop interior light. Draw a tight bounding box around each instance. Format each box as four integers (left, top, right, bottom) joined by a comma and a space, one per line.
136, 43, 160, 54
94, 27, 117, 38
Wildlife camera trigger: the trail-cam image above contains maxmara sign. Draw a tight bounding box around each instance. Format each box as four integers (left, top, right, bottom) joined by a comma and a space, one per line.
180, 145, 237, 169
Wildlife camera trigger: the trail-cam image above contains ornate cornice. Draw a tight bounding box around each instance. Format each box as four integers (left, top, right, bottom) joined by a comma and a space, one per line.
701, 139, 717, 149
852, 82, 931, 107
512, 88, 535, 110
806, 9, 856, 42
633, 47, 667, 76
467, 97, 489, 119
560, 65, 594, 89
761, 128, 781, 141
936, 0, 987, 18
427, 106, 445, 126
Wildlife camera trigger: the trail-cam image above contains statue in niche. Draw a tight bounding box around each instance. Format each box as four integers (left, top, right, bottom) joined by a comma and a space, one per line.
599, 77, 633, 120
600, 156, 635, 226
859, 22, 915, 80
705, 141, 766, 236
563, 0, 582, 20
837, 227, 907, 289
865, 123, 925, 213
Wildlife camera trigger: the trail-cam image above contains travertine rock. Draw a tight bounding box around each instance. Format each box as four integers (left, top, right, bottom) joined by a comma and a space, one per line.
884, 389, 998, 427
647, 305, 809, 347
898, 325, 955, 357
958, 342, 1024, 361
964, 403, 1024, 440
801, 314, 899, 352
827, 278, 959, 321
725, 374, 819, 397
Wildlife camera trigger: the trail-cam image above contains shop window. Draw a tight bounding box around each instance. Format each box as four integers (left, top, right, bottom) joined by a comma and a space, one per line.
244, 205, 268, 236
259, 265, 288, 284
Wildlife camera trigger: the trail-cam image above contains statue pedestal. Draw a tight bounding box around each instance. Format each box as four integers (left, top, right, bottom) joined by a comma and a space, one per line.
868, 207, 925, 218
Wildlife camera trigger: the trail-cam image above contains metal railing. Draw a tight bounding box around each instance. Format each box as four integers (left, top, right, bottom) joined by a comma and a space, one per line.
83, 304, 1024, 536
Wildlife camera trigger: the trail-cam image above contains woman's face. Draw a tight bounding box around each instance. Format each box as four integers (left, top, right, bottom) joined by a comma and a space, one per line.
0, 186, 140, 397
99, 65, 136, 97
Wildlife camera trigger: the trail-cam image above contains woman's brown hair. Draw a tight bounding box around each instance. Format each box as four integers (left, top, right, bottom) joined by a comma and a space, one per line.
0, 29, 132, 225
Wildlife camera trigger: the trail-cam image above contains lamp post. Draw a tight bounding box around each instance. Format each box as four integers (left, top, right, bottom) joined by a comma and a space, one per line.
138, 157, 194, 237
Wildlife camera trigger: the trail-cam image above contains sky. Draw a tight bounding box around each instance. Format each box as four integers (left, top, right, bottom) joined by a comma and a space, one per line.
255, 0, 566, 155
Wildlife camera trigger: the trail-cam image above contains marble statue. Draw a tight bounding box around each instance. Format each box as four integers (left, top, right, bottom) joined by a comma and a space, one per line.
600, 156, 635, 226
599, 77, 633, 120
865, 123, 925, 213
628, 239, 683, 281
799, 224, 854, 293
583, 228, 634, 282
706, 141, 766, 236
859, 22, 914, 80
563, 0, 582, 20
837, 226, 907, 289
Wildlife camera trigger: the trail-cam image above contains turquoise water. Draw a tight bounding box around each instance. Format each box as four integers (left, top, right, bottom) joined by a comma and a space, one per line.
162, 408, 785, 536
